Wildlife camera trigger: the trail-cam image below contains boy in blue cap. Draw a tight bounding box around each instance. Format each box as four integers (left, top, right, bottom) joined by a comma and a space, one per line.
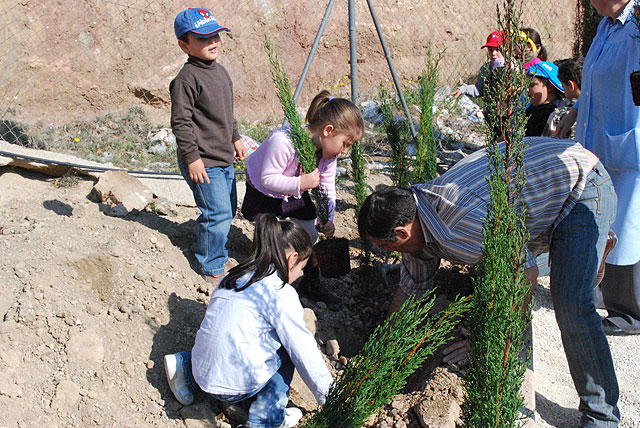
525, 61, 564, 136
171, 8, 246, 283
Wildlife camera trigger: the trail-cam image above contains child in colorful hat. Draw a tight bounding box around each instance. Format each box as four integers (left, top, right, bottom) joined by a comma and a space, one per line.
525, 61, 564, 136
450, 30, 505, 98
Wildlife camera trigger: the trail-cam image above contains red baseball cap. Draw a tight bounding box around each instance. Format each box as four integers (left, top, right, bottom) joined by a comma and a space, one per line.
481, 31, 505, 49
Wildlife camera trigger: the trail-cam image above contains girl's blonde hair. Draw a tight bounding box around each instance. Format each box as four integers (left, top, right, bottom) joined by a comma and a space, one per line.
305, 90, 364, 144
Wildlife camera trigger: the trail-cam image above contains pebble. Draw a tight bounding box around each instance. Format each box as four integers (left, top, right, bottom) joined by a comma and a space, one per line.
325, 339, 340, 357
146, 360, 155, 369
122, 362, 136, 376
146, 401, 161, 414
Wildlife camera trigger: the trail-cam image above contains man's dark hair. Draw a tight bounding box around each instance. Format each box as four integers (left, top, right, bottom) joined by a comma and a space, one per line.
357, 186, 417, 241
556, 57, 584, 89
177, 32, 190, 43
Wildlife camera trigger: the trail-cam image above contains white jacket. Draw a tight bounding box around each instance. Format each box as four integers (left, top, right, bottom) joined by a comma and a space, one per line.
191, 270, 332, 404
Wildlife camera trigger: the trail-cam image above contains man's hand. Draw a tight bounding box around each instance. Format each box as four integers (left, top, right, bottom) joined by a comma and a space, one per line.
316, 220, 335, 237
300, 169, 320, 191
449, 88, 462, 98
442, 339, 469, 365
188, 159, 210, 184
554, 108, 578, 139
233, 139, 247, 161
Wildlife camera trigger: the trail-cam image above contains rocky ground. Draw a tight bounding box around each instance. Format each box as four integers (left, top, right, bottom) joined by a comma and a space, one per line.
2, 159, 639, 428
1, 95, 639, 427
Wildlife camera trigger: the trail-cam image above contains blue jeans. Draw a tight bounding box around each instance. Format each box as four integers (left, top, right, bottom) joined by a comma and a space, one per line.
549, 161, 619, 427
180, 349, 294, 428
178, 159, 236, 276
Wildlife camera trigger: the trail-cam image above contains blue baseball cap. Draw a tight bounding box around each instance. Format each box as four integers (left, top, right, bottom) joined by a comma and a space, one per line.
174, 8, 230, 39
527, 61, 564, 94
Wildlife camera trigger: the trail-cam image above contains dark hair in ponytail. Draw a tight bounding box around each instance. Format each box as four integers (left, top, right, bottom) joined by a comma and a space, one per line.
220, 214, 313, 291
522, 27, 547, 61
305, 90, 364, 144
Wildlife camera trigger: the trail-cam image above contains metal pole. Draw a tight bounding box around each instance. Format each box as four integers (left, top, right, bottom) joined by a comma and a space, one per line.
292, 0, 336, 102
348, 0, 358, 104
365, 0, 417, 139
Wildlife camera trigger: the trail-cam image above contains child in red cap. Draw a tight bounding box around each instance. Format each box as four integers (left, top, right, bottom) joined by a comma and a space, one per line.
450, 31, 505, 98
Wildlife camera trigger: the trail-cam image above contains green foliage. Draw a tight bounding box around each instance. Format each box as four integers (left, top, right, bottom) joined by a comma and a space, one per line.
302, 293, 472, 428
264, 37, 330, 224
463, 1, 533, 427
573, 0, 601, 57
238, 120, 274, 143
413, 47, 441, 184
52, 169, 80, 188
378, 85, 411, 187
350, 140, 367, 214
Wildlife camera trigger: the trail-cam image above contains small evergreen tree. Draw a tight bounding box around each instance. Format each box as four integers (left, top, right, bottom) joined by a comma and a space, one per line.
302, 293, 471, 428
379, 85, 411, 187
350, 139, 368, 214
264, 38, 331, 225
463, 1, 532, 426
413, 47, 441, 184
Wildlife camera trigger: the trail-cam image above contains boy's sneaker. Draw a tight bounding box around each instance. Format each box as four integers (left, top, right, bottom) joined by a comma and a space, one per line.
164, 353, 195, 405
278, 407, 303, 428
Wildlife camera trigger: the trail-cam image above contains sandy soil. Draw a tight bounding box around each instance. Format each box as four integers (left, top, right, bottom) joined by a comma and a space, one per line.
0, 164, 638, 428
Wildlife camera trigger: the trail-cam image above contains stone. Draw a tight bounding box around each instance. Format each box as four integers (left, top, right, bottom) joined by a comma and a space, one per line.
416, 398, 461, 428
325, 339, 340, 357
0, 376, 23, 398
93, 171, 153, 212
289, 369, 319, 412
180, 402, 218, 428
66, 329, 104, 368
51, 380, 80, 412
221, 402, 247, 423
303, 308, 317, 336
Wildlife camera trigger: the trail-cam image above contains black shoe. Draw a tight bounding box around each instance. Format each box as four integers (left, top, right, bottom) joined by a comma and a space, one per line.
601, 318, 640, 336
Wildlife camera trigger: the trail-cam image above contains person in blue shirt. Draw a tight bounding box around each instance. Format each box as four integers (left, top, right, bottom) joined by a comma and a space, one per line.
557, 0, 640, 337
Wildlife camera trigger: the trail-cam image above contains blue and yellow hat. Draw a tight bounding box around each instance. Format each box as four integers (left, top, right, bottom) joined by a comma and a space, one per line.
527, 61, 564, 93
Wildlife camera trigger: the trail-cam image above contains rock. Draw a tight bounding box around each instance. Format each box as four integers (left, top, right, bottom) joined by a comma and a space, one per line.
415, 368, 464, 428
146, 401, 161, 414
325, 339, 340, 357
303, 308, 317, 336
416, 398, 461, 428
289, 370, 319, 412
152, 197, 177, 216
109, 203, 129, 217
0, 376, 23, 398
134, 269, 150, 283
66, 329, 104, 368
93, 171, 153, 212
51, 380, 80, 412
221, 402, 247, 423
391, 397, 410, 413
180, 402, 218, 428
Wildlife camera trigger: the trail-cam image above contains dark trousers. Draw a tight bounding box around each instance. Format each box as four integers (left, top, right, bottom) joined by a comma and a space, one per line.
600, 260, 640, 333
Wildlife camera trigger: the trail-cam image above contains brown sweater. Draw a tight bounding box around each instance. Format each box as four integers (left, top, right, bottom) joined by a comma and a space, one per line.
170, 56, 241, 168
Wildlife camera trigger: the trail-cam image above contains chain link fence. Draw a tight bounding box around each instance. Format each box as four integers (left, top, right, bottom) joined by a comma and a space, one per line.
1, 0, 580, 171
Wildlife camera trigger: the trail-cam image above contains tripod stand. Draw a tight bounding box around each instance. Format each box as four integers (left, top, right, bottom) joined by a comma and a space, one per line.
290, 0, 418, 139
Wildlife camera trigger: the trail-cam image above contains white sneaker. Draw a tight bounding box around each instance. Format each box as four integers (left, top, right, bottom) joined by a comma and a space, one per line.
278, 407, 303, 427
164, 353, 194, 405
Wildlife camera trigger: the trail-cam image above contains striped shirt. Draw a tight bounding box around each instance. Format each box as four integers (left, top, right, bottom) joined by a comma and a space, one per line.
400, 137, 590, 296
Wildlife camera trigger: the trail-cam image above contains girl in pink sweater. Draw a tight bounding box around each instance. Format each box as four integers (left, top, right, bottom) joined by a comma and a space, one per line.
242, 90, 364, 304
